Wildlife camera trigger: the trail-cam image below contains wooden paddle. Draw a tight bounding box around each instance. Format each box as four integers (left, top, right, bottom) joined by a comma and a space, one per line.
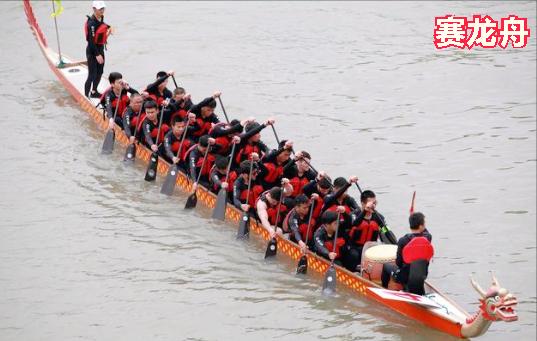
212, 142, 237, 220
322, 212, 341, 295
124, 104, 143, 162
101, 88, 123, 154
237, 158, 255, 239
217, 97, 230, 123
144, 104, 166, 182
160, 121, 190, 196
296, 198, 315, 274
264, 188, 284, 259
184, 145, 211, 209
355, 181, 398, 245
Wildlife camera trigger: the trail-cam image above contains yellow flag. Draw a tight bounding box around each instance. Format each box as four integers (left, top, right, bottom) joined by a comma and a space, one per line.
50, 0, 64, 18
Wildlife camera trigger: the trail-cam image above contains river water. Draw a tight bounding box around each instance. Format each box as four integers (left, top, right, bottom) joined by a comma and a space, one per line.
0, 1, 535, 340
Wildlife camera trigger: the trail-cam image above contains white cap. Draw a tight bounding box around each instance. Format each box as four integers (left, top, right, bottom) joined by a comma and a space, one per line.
92, 1, 106, 9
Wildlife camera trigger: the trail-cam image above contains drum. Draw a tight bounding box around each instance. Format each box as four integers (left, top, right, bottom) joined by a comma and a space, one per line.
361, 244, 402, 290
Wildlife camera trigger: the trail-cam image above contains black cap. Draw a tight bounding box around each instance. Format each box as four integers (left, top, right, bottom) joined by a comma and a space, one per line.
245, 122, 261, 133
333, 177, 348, 188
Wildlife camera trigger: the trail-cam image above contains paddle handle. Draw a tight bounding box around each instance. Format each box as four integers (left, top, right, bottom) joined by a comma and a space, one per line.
410, 191, 416, 215
273, 185, 285, 234
223, 143, 236, 184
110, 88, 124, 123
154, 103, 166, 146
171, 75, 179, 89
303, 199, 315, 245
174, 118, 190, 161
244, 157, 255, 207
217, 97, 230, 124
331, 212, 341, 254
271, 125, 280, 145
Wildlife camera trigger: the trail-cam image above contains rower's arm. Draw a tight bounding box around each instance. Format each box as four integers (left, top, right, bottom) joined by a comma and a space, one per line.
302, 180, 316, 196
127, 87, 139, 95
163, 133, 175, 160
232, 180, 243, 208
143, 121, 155, 146
145, 74, 169, 94
104, 92, 114, 119
210, 124, 242, 138
313, 229, 330, 258
188, 150, 198, 182
288, 215, 303, 242
123, 110, 132, 138
210, 169, 223, 190
239, 123, 266, 141
256, 200, 273, 233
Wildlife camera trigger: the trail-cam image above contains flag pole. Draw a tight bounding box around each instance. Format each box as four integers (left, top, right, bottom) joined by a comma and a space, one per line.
51, 0, 65, 68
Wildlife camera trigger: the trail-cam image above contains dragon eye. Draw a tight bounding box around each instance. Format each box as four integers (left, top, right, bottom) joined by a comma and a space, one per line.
495, 295, 500, 301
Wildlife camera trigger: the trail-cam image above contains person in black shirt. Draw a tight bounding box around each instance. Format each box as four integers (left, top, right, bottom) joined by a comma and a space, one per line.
84, 1, 111, 98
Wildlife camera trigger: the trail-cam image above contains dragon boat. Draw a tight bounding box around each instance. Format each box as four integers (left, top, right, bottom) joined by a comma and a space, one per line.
23, 0, 518, 338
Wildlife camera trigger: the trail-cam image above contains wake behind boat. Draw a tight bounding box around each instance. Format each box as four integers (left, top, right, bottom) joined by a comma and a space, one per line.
23, 0, 519, 338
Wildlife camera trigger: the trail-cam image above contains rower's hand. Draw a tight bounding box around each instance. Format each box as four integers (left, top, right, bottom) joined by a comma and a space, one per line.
349, 175, 359, 184
336, 205, 346, 214
192, 182, 198, 191
172, 156, 180, 164
120, 80, 130, 90
129, 136, 135, 144
284, 140, 293, 150
317, 171, 327, 180
232, 135, 241, 144
329, 252, 337, 261
311, 193, 319, 201
265, 118, 275, 126
365, 201, 375, 213
295, 151, 303, 160
96, 55, 104, 64
221, 182, 228, 189
184, 93, 191, 101
250, 152, 259, 161
162, 99, 170, 107
298, 240, 307, 253
208, 138, 216, 145
281, 178, 290, 185
151, 144, 158, 152
188, 113, 196, 123
212, 91, 221, 98
141, 91, 150, 99
108, 118, 114, 130
167, 70, 175, 77
241, 204, 250, 212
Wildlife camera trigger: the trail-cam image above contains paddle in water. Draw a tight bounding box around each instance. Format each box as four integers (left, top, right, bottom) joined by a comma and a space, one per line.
101, 88, 123, 154
144, 102, 166, 182
237, 156, 255, 239
212, 141, 237, 220
184, 144, 211, 209
160, 117, 191, 195
264, 185, 284, 259
296, 196, 316, 274
322, 212, 341, 295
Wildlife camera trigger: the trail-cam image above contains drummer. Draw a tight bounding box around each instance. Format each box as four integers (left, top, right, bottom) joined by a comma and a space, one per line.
381, 212, 433, 295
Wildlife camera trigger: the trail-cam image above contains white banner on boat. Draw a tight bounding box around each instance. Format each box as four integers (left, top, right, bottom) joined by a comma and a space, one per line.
368, 288, 442, 309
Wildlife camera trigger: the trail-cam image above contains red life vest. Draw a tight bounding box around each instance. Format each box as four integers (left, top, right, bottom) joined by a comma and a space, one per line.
235, 143, 261, 164
256, 191, 287, 226
289, 175, 310, 197
145, 118, 169, 143
262, 161, 284, 185
349, 218, 380, 246
100, 88, 129, 118
324, 237, 346, 259
240, 183, 264, 208
169, 109, 188, 125
192, 117, 213, 138
147, 94, 166, 108
171, 138, 192, 161
211, 168, 237, 193
402, 236, 434, 264
209, 122, 232, 154
311, 195, 324, 221
84, 17, 109, 45
183, 145, 215, 177
282, 209, 317, 242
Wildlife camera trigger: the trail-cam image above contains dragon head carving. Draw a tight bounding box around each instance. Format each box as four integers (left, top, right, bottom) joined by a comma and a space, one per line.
470, 272, 518, 322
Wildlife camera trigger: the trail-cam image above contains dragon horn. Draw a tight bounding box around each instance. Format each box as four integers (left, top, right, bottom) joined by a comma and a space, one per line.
470, 275, 486, 298
490, 271, 501, 288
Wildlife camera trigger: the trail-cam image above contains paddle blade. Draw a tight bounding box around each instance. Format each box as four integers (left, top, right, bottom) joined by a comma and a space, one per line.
322, 264, 337, 295
101, 129, 115, 154
211, 188, 228, 220
160, 165, 179, 196
264, 238, 278, 259
237, 212, 250, 239
184, 192, 198, 209
124, 143, 136, 161
296, 255, 308, 275
144, 152, 159, 181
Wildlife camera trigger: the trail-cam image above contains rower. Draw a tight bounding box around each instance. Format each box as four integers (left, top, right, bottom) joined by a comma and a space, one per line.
189, 92, 222, 140
256, 180, 293, 239
303, 172, 332, 221
162, 114, 196, 168
186, 135, 216, 188
84, 0, 110, 98
122, 93, 143, 146
141, 100, 169, 153
164, 87, 193, 125
209, 118, 252, 156
285, 151, 316, 197
345, 190, 386, 272
234, 119, 274, 166
144, 70, 174, 108
209, 150, 239, 196
313, 210, 346, 265
321, 176, 360, 238
101, 72, 138, 128
232, 156, 264, 213
381, 212, 434, 295
258, 140, 294, 190
282, 194, 318, 252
